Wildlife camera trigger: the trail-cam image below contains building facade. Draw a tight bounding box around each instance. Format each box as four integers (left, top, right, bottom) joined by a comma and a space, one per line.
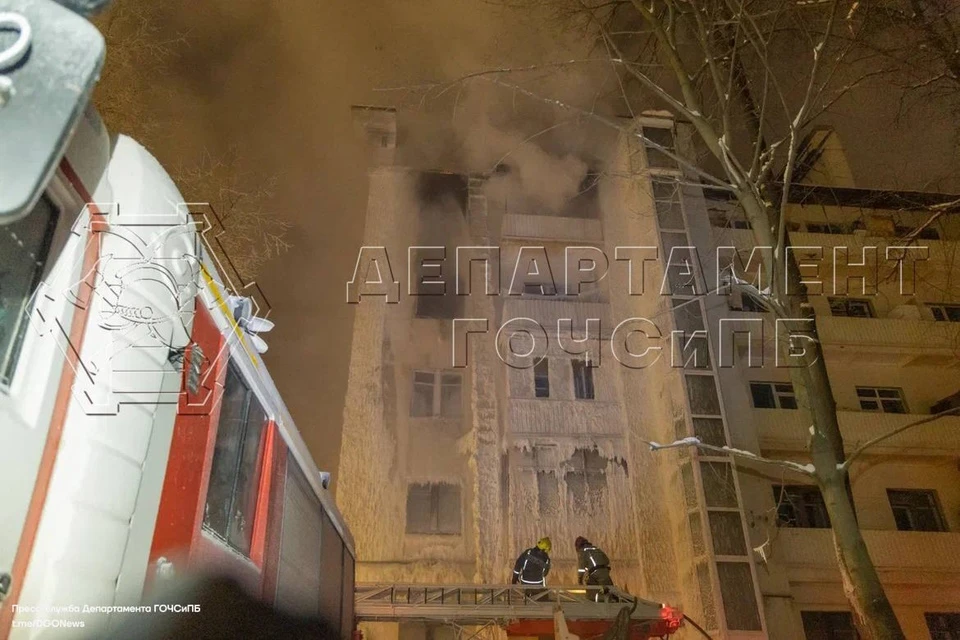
339, 106, 960, 640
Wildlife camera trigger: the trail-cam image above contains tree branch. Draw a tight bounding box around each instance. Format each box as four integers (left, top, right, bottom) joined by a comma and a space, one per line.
645, 436, 815, 476
840, 406, 960, 471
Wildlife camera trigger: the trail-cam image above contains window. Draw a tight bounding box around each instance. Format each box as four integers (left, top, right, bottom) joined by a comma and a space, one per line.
929, 304, 960, 322
406, 482, 461, 534
415, 293, 461, 319
739, 293, 766, 313
1, 193, 60, 386
565, 448, 608, 512
750, 382, 798, 409
774, 485, 831, 528
571, 359, 594, 399
887, 489, 947, 532
518, 445, 561, 517
652, 179, 684, 229
533, 359, 550, 398
412, 248, 461, 319
410, 370, 462, 418
204, 361, 269, 556
801, 611, 858, 640
643, 126, 678, 169
896, 224, 940, 240
806, 222, 851, 235
926, 613, 960, 640
522, 282, 556, 296
856, 387, 907, 414
828, 297, 875, 318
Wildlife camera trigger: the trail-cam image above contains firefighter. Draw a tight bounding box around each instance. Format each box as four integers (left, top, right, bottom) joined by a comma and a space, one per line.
512, 537, 552, 586
575, 537, 613, 601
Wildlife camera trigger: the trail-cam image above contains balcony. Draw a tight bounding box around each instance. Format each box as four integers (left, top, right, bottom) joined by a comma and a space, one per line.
501, 298, 613, 338
733, 312, 959, 368
710, 227, 954, 263
776, 528, 960, 584
755, 409, 960, 456
501, 214, 603, 243
816, 314, 960, 367
507, 398, 625, 437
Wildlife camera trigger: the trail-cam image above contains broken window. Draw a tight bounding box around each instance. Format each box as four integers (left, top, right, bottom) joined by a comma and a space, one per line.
534, 359, 550, 398
406, 482, 461, 535
774, 485, 831, 529
565, 448, 608, 513
572, 359, 595, 399
416, 172, 468, 216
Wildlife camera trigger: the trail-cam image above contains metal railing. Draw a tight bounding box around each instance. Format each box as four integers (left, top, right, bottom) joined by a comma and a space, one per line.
355, 583, 667, 625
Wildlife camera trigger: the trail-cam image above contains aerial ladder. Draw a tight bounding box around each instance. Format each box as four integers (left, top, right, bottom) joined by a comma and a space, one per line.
354, 584, 685, 640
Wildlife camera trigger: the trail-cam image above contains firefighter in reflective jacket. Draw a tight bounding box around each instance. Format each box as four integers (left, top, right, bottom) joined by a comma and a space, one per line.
576, 537, 612, 600
512, 537, 552, 586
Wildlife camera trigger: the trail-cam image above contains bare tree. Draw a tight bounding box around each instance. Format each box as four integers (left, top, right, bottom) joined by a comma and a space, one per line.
389, 1, 960, 637
848, 0, 960, 106
175, 150, 291, 283
90, 1, 291, 281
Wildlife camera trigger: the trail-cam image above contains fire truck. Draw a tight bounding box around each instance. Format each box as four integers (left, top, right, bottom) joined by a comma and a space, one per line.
0, 2, 683, 638
0, 2, 355, 637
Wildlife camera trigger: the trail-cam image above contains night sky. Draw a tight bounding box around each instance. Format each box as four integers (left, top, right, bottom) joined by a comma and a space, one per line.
95, 0, 960, 492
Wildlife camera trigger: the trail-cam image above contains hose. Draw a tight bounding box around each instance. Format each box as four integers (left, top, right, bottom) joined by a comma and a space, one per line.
681, 614, 714, 639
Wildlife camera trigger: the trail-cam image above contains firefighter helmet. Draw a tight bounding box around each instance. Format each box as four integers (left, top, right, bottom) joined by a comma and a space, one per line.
537, 537, 552, 552
575, 536, 589, 550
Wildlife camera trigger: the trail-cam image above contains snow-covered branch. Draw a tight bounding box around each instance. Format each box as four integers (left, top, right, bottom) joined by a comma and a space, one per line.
840, 406, 960, 472
646, 436, 815, 476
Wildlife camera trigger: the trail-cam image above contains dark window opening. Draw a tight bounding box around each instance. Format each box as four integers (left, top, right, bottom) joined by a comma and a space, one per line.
750, 382, 798, 409
572, 359, 594, 399
534, 359, 550, 398
887, 489, 947, 532
926, 613, 960, 640
643, 127, 678, 169
565, 448, 608, 514
896, 224, 940, 240
406, 482, 461, 535
416, 172, 468, 216
774, 485, 831, 528
801, 611, 859, 640
203, 362, 268, 556
806, 222, 851, 235
929, 304, 960, 322
828, 297, 875, 318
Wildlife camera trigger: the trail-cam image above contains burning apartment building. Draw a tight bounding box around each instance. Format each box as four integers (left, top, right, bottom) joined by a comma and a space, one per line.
338, 104, 960, 640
